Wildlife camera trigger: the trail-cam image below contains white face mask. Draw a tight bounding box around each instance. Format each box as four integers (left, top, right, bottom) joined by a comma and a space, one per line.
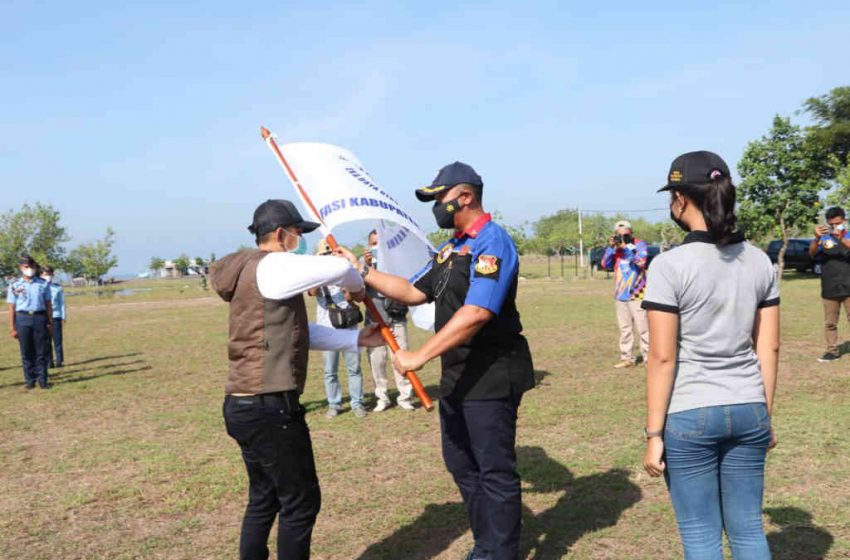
42, 275, 53, 283
21, 267, 34, 278
836, 222, 847, 232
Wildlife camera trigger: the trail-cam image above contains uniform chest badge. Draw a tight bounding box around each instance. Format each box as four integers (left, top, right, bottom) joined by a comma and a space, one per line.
436, 244, 454, 264
474, 254, 501, 277
823, 238, 837, 249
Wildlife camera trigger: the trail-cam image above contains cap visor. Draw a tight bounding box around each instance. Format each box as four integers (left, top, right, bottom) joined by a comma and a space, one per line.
297, 221, 321, 233
657, 184, 676, 192
415, 185, 448, 202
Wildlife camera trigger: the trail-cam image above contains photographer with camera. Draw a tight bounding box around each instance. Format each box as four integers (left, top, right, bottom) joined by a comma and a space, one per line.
310, 239, 368, 418
361, 230, 415, 412
808, 206, 850, 362
602, 220, 650, 368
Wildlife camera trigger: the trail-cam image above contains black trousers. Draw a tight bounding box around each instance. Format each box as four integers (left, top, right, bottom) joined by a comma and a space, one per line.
15, 313, 49, 387
46, 318, 64, 367
440, 395, 523, 560
223, 393, 321, 560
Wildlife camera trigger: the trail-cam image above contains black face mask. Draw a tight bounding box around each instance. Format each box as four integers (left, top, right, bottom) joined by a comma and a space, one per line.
670, 200, 690, 232
433, 197, 462, 229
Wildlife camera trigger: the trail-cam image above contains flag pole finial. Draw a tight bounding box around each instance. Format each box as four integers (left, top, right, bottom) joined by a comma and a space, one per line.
260, 127, 271, 140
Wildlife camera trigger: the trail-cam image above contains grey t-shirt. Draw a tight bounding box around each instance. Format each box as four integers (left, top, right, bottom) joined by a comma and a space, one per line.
642, 232, 780, 414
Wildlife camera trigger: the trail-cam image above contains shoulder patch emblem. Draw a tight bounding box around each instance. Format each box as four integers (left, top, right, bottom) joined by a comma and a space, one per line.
474, 254, 500, 277
436, 244, 454, 264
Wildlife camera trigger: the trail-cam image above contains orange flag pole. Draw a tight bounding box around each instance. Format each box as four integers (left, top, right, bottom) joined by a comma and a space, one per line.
260, 127, 434, 411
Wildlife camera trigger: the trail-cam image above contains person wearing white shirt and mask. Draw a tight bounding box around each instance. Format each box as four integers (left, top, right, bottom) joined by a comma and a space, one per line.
211, 199, 383, 560
309, 239, 367, 419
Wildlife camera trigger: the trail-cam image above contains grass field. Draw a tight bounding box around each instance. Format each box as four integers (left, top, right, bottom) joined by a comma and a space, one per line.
1, 262, 847, 559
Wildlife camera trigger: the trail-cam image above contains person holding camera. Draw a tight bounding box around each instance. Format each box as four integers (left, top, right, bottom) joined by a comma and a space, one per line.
602, 220, 650, 368
808, 206, 850, 362
361, 230, 415, 412
310, 239, 368, 418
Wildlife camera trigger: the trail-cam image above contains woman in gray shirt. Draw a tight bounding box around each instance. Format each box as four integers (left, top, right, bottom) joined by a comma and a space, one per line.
641, 151, 780, 560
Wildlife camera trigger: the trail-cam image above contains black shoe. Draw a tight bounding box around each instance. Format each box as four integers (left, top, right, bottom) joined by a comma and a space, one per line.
55, 363, 63, 368
818, 352, 840, 363
39, 383, 52, 390
25, 384, 35, 391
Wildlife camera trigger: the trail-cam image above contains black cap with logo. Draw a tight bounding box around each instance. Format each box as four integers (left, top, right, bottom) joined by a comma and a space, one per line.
248, 199, 320, 237
415, 161, 483, 202
659, 151, 730, 192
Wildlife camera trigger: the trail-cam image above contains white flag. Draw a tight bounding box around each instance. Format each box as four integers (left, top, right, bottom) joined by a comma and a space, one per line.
376, 221, 435, 331
279, 142, 436, 330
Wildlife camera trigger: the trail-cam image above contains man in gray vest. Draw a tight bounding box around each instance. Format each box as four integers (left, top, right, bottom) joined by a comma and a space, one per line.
211, 199, 383, 560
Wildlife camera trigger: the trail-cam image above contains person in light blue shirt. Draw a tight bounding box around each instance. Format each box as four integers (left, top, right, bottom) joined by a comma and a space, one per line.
41, 265, 66, 368
7, 255, 53, 389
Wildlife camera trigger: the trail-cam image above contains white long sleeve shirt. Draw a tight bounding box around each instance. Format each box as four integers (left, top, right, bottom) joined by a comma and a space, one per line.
256, 252, 364, 352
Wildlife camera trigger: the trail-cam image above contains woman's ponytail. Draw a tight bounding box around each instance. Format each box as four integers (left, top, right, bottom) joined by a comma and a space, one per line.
701, 177, 737, 247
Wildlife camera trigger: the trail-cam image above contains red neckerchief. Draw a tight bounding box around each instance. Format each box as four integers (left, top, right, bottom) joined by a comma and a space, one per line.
454, 213, 492, 239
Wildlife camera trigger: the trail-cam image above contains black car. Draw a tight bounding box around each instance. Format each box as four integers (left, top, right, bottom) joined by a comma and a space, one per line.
766, 239, 822, 274
590, 244, 661, 272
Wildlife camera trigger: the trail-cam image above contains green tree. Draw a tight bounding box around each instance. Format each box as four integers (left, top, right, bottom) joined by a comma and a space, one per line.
738, 115, 827, 275
173, 254, 191, 276
149, 257, 165, 278
0, 202, 70, 276
67, 227, 118, 284
801, 86, 850, 169
426, 230, 452, 247
825, 160, 850, 207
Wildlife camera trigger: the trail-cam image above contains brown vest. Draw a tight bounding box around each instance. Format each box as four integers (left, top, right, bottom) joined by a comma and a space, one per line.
211, 250, 309, 394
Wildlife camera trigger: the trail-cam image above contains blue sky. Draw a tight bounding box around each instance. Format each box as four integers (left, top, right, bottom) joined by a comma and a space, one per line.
2, 1, 849, 274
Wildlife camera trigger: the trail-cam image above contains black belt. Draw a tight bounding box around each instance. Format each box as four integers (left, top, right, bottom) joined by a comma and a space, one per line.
16, 311, 46, 316
228, 391, 302, 412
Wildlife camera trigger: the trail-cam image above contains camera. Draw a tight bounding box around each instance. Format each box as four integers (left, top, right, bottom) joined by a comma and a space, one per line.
613, 233, 633, 245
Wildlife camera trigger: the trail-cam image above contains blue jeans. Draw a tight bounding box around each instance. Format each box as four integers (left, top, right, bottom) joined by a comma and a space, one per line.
322, 349, 363, 409
664, 403, 772, 560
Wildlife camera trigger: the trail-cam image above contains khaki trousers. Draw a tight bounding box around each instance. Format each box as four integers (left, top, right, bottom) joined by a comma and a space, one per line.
367, 321, 413, 405
823, 297, 850, 355
616, 299, 649, 362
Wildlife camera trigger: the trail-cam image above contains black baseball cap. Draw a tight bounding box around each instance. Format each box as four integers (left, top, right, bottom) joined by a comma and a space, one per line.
18, 254, 36, 266
659, 151, 730, 192
248, 199, 320, 237
415, 161, 483, 202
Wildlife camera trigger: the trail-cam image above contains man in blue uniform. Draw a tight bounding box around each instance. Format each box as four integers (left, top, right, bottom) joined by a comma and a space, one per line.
339, 162, 535, 560
7, 255, 53, 389
41, 265, 66, 368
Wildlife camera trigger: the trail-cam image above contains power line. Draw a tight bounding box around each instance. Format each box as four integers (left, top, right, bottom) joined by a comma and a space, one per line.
580, 208, 668, 214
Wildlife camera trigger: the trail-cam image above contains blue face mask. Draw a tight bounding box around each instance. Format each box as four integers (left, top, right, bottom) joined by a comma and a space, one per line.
290, 235, 308, 255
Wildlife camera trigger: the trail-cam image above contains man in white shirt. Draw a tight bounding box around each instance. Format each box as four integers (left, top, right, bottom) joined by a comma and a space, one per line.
211, 199, 383, 560
310, 240, 367, 419
361, 230, 415, 412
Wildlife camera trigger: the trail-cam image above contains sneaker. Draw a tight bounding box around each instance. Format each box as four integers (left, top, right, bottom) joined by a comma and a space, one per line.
818, 352, 840, 363
613, 360, 635, 369
352, 407, 368, 418
325, 408, 339, 419
397, 401, 415, 411
373, 401, 390, 412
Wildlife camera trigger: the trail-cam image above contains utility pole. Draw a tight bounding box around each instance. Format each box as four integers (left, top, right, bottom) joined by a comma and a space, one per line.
578, 206, 585, 268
